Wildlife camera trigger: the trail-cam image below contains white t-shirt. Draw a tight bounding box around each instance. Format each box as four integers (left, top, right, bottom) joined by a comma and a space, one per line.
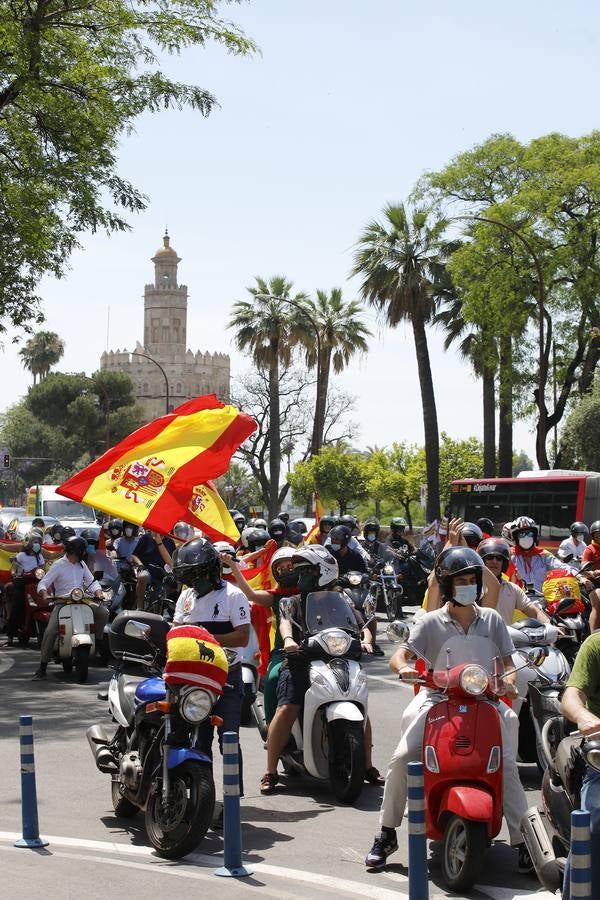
495, 580, 539, 626
173, 581, 250, 666
14, 551, 45, 575
559, 537, 586, 568
38, 557, 102, 598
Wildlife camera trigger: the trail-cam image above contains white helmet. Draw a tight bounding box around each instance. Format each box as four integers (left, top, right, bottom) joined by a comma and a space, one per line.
271, 546, 296, 578
213, 540, 236, 557
291, 544, 338, 587
173, 521, 195, 541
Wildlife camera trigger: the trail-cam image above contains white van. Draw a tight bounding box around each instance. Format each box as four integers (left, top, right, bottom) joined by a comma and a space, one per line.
26, 485, 98, 531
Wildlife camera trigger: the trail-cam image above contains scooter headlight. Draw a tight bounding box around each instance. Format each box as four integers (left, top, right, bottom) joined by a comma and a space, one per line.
70, 588, 84, 602
348, 573, 362, 586
34, 567, 45, 579
179, 687, 214, 724
383, 563, 394, 575
584, 740, 600, 773
459, 665, 488, 696
321, 630, 352, 657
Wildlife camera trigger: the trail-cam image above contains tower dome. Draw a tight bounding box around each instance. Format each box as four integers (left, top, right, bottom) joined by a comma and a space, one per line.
153, 231, 179, 261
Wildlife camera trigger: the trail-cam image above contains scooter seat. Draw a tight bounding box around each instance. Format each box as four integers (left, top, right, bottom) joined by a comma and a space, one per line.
118, 674, 146, 725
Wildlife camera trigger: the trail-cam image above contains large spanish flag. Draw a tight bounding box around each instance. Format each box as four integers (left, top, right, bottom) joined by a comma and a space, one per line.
183, 480, 239, 544
57, 395, 256, 534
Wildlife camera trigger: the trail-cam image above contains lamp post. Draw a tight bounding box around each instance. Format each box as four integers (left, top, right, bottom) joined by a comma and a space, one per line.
254, 294, 324, 456
460, 214, 549, 470
131, 351, 170, 415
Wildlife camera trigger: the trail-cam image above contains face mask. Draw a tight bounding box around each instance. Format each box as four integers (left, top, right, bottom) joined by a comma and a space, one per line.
277, 570, 299, 588
222, 563, 232, 575
32, 543, 41, 553
297, 570, 318, 595
365, 534, 375, 542
87, 544, 96, 556
329, 543, 341, 552
124, 528, 133, 537
453, 584, 478, 606
518, 535, 535, 550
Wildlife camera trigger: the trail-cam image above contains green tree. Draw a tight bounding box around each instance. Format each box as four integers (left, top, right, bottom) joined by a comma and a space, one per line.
18, 330, 65, 384
559, 375, 600, 471
353, 204, 454, 521
228, 278, 309, 518
215, 462, 261, 516
300, 288, 371, 455
0, 1, 255, 334
289, 446, 370, 515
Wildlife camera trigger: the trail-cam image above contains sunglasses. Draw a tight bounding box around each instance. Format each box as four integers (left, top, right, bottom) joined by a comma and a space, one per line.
484, 554, 505, 563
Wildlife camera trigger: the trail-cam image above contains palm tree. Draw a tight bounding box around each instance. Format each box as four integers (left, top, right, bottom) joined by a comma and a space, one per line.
19, 331, 65, 384
353, 204, 452, 522
434, 295, 497, 477
299, 288, 371, 456
228, 276, 308, 518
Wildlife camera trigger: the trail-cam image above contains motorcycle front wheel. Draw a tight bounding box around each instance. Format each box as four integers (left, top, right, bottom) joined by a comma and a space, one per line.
385, 588, 402, 622
145, 762, 215, 860
441, 814, 486, 892
327, 719, 365, 803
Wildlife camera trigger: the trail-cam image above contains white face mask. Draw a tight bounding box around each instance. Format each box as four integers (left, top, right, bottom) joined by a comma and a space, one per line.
330, 543, 341, 553
518, 535, 535, 550
453, 584, 478, 606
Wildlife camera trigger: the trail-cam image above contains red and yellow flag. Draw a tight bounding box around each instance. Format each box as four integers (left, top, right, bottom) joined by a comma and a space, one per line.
57, 395, 255, 535
183, 480, 239, 544
305, 490, 324, 544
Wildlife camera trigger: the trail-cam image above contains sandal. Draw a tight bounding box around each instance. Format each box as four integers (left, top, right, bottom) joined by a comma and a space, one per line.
365, 766, 385, 785
260, 772, 278, 795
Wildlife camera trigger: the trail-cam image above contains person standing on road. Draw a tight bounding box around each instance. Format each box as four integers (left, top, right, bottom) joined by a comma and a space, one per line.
364, 546, 533, 875
559, 631, 600, 899
32, 536, 107, 680
172, 537, 250, 801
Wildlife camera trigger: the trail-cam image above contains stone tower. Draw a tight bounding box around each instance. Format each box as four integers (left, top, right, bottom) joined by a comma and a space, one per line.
101, 232, 230, 421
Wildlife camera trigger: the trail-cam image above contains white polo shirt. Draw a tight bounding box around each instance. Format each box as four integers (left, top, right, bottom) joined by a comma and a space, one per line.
38, 557, 101, 597
173, 581, 250, 666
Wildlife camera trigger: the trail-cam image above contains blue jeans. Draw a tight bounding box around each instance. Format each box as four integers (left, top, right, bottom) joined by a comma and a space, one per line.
199, 665, 244, 795
562, 766, 600, 899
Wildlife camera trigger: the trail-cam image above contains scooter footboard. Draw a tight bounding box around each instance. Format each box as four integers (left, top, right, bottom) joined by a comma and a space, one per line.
440, 785, 495, 834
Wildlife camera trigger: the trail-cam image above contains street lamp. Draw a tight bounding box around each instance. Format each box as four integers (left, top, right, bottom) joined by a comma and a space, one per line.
254, 293, 324, 456
459, 214, 548, 470
131, 351, 170, 415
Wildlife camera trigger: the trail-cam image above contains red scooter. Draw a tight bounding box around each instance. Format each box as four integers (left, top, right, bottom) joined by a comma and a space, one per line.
391, 627, 537, 892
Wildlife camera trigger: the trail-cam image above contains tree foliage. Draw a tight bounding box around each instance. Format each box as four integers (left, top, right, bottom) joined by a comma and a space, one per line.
559, 375, 600, 471
0, 1, 255, 333
289, 446, 370, 515
18, 329, 65, 384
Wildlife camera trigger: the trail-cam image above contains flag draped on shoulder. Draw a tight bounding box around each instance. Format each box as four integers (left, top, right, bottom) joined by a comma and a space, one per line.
57, 395, 256, 534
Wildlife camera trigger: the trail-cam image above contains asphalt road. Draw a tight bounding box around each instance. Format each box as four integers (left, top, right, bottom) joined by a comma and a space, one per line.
0, 627, 555, 900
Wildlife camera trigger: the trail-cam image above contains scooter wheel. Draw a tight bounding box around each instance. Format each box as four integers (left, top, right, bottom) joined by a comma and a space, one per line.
441, 814, 486, 892
75, 645, 90, 683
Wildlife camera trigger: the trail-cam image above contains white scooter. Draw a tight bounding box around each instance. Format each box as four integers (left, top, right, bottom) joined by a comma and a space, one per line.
277, 590, 371, 803
51, 588, 98, 683
508, 618, 570, 770
240, 620, 261, 726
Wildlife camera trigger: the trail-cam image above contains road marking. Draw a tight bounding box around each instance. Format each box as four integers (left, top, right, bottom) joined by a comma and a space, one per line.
0, 654, 15, 676
0, 832, 406, 899
474, 887, 556, 900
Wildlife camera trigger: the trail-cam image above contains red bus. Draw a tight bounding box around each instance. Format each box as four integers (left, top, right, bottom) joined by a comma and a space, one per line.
449, 470, 600, 547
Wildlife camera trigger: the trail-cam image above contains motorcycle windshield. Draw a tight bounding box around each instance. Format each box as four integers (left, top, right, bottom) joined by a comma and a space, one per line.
305, 591, 358, 634
430, 635, 505, 690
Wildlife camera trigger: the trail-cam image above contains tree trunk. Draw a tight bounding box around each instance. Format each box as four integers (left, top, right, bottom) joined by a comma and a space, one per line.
411, 314, 440, 522
402, 500, 413, 530
268, 348, 281, 519
482, 365, 496, 477
498, 336, 513, 477
310, 347, 330, 456
374, 498, 381, 519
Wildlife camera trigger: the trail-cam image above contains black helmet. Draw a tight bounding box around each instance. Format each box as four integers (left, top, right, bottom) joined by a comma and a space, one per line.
47, 522, 64, 543
319, 515, 337, 534
286, 524, 305, 547
172, 537, 221, 597
462, 522, 484, 549
268, 518, 287, 543
279, 512, 290, 524
64, 535, 87, 561
476, 517, 494, 536
339, 514, 357, 534
60, 526, 76, 543
328, 524, 351, 549
254, 517, 268, 530
435, 546, 484, 604
477, 537, 511, 574
172, 521, 195, 542
80, 527, 99, 546
121, 521, 139, 538
31, 517, 45, 530
590, 520, 600, 538
363, 518, 380, 542
570, 521, 589, 539
243, 526, 270, 552
390, 516, 407, 532
106, 518, 123, 538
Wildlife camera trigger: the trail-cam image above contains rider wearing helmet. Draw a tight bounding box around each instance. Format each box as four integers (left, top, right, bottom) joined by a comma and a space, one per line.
461, 521, 484, 549
386, 517, 411, 551
581, 521, 600, 632
232, 512, 246, 534
80, 526, 118, 587
339, 514, 360, 536
104, 518, 123, 551
476, 517, 495, 539
508, 516, 558, 593
131, 530, 175, 611
254, 517, 268, 530
559, 521, 589, 569
172, 537, 250, 789
268, 518, 287, 548
478, 538, 550, 626
3, 531, 46, 647
109, 523, 140, 616
324, 518, 370, 562
286, 522, 305, 547
309, 514, 337, 545
365, 545, 531, 874
361, 518, 386, 559
328, 524, 367, 576
172, 521, 195, 543
32, 535, 107, 680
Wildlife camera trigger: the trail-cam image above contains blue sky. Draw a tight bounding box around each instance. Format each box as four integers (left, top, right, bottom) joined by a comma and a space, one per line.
2, 0, 599, 464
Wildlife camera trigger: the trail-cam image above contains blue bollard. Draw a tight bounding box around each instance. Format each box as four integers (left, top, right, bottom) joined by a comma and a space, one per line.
570, 809, 592, 899
14, 715, 48, 849
407, 760, 428, 900
214, 731, 252, 878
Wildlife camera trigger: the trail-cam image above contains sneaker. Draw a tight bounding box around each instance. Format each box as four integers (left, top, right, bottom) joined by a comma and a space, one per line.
31, 668, 47, 680
517, 842, 535, 875
365, 829, 398, 868
372, 643, 385, 657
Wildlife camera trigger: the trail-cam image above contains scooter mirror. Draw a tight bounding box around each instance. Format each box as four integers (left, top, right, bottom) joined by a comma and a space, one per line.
124, 620, 152, 640
526, 647, 548, 667
386, 620, 409, 643
279, 598, 295, 620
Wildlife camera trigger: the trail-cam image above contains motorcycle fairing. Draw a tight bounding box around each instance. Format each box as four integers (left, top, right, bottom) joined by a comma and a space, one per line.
135, 677, 167, 704
167, 747, 212, 768
439, 784, 494, 831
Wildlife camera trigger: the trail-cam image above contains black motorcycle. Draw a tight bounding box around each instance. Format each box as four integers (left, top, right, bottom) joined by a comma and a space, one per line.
87, 611, 225, 859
